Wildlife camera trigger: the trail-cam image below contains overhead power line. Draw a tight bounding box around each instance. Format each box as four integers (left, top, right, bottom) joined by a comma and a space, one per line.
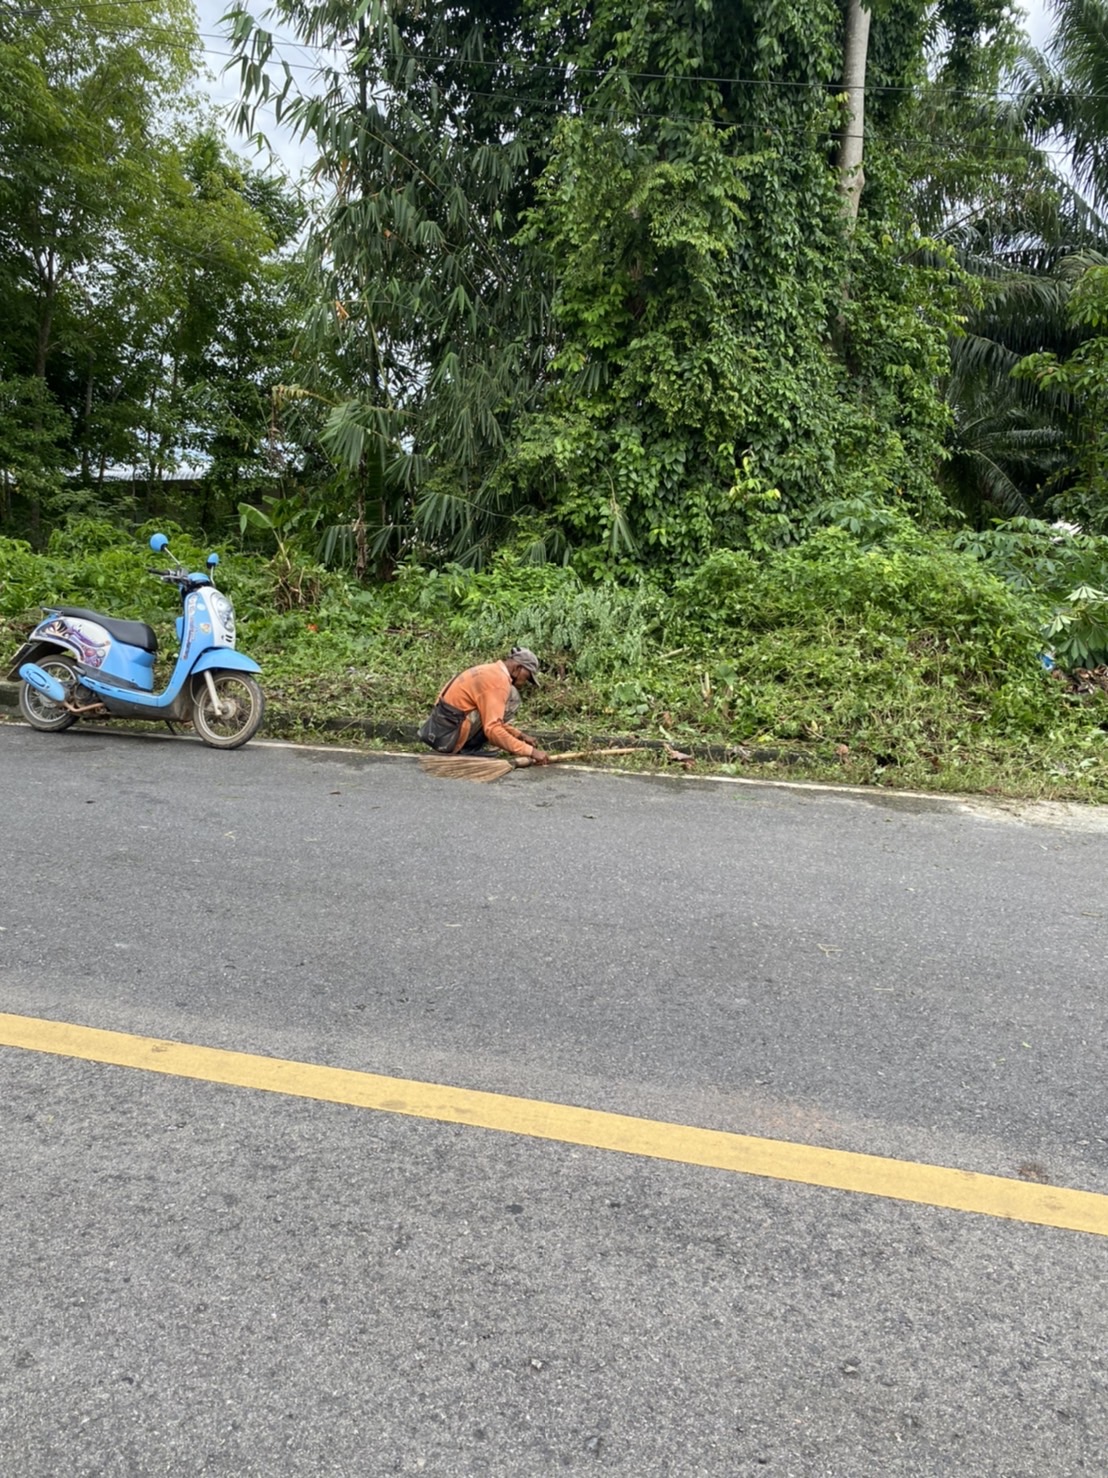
0, 2, 1084, 106
1, 47, 1082, 169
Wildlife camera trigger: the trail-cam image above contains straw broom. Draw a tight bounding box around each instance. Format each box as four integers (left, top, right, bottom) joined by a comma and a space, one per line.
419, 747, 638, 783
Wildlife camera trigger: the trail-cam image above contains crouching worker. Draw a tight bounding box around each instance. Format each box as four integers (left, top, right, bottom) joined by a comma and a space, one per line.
418, 647, 550, 765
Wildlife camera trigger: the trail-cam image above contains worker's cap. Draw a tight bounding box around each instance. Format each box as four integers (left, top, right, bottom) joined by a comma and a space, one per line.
509, 646, 541, 684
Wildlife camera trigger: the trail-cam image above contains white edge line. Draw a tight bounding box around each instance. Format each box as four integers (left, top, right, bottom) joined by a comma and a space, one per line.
3, 715, 1091, 818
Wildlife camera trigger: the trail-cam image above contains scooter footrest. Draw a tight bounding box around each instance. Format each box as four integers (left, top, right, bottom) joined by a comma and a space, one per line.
75, 663, 151, 693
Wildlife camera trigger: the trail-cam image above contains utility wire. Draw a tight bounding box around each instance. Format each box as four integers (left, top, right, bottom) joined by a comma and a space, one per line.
0, 14, 1084, 167
192, 51, 1083, 165
1, 73, 1080, 168
1, 1, 1085, 106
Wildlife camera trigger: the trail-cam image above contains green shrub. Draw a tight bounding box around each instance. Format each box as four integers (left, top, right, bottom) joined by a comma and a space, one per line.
955, 519, 1108, 666
5, 514, 1108, 801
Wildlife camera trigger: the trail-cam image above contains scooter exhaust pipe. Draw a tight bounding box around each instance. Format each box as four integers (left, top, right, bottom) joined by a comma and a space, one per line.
20, 662, 66, 704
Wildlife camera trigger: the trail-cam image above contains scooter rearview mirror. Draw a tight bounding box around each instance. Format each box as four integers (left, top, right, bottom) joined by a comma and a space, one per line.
149, 533, 169, 553
206, 553, 219, 569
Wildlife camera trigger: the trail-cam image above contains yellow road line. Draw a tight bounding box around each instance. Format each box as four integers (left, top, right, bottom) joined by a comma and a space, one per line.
3, 1011, 1106, 1238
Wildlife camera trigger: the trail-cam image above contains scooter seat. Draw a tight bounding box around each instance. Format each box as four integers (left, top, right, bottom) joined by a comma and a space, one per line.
54, 607, 159, 654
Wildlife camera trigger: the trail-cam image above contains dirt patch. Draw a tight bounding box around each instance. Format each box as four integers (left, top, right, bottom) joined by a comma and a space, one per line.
958, 796, 1108, 831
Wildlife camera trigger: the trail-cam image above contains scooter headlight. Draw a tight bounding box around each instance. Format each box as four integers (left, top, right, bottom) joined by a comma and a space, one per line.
210, 592, 235, 635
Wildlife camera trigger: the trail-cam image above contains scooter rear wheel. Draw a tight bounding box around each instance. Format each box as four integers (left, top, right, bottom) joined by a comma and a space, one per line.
19, 653, 80, 732
190, 672, 265, 749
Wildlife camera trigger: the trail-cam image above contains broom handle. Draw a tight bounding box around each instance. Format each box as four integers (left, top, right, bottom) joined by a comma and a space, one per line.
515, 747, 638, 767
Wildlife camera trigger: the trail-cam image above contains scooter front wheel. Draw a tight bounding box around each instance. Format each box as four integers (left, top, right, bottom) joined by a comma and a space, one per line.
19, 653, 80, 732
190, 671, 265, 749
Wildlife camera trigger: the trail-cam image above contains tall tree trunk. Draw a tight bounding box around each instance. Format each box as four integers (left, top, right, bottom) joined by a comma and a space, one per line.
152, 356, 180, 487
80, 352, 95, 483
29, 256, 62, 540
354, 478, 368, 582
836, 0, 871, 227
33, 250, 60, 379
34, 293, 56, 379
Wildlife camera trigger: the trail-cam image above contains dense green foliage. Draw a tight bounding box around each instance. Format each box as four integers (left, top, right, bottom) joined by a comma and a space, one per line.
0, 1, 303, 537
5, 517, 1108, 799
8, 3, 1108, 797
226, 0, 972, 569
5, 0, 1108, 553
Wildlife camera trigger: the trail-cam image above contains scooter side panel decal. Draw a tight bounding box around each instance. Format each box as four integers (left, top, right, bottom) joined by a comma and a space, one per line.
179, 593, 203, 662
38, 617, 110, 668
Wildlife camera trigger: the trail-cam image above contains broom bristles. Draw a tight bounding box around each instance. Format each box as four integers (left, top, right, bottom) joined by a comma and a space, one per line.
419, 754, 515, 782
419, 744, 641, 783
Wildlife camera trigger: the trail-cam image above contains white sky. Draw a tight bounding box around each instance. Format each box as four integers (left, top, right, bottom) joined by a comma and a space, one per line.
193, 0, 1058, 180
194, 0, 318, 177
1024, 0, 1054, 48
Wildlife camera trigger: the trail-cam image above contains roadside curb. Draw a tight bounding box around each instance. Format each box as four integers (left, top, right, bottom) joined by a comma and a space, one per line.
5, 678, 1108, 824
312, 714, 811, 768
0, 679, 810, 768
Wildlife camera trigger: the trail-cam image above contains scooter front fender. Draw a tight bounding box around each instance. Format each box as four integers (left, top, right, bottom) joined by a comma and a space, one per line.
190, 650, 262, 676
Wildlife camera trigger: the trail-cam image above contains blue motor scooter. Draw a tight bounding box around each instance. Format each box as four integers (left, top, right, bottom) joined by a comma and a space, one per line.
9, 532, 265, 749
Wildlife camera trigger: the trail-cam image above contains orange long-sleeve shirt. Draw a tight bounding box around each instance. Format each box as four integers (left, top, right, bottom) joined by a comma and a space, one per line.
440, 660, 533, 757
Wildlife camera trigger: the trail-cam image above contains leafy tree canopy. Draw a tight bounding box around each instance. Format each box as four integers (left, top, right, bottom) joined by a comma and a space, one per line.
228, 0, 1013, 574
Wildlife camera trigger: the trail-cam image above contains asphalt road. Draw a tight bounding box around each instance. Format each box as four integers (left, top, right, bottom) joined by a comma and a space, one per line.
2, 722, 1107, 1477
